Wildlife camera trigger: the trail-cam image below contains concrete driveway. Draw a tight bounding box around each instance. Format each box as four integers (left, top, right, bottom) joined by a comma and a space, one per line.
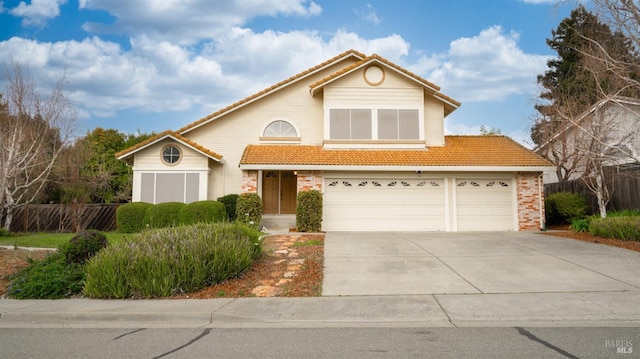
322, 232, 640, 296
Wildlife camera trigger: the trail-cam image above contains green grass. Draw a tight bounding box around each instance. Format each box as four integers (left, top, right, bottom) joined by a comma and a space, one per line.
0, 232, 135, 248
293, 239, 324, 247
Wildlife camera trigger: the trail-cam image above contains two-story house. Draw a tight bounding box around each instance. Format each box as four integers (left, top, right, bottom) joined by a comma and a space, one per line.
116, 50, 552, 232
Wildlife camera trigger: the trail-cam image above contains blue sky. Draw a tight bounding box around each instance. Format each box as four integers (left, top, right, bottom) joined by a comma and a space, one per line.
0, 0, 579, 145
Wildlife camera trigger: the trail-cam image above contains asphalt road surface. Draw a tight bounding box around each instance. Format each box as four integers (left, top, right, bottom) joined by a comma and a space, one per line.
0, 327, 637, 358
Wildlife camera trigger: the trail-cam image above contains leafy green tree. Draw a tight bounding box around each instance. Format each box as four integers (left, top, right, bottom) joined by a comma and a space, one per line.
47, 128, 155, 204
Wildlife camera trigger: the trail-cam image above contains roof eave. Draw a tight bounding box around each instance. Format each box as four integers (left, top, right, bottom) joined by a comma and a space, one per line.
116, 133, 223, 163
239, 164, 555, 172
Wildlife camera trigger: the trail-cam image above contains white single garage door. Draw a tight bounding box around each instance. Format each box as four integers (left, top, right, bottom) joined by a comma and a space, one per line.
455, 179, 515, 231
323, 178, 446, 231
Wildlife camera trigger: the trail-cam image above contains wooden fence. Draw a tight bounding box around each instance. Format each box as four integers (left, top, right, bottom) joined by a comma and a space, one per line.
545, 174, 640, 214
9, 203, 119, 233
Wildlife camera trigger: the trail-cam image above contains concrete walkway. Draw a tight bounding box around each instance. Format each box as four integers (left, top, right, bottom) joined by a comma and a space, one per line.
1, 232, 640, 328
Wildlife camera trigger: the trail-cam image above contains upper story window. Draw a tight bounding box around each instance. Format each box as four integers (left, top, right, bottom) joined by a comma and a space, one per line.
162, 145, 181, 165
378, 109, 419, 140
330, 109, 372, 139
328, 108, 421, 141
263, 120, 297, 138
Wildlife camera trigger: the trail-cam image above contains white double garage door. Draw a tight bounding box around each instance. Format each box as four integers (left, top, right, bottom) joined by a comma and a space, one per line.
323, 175, 516, 231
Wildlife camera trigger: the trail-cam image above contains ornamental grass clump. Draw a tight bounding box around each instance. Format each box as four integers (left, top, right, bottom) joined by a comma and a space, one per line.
589, 216, 640, 241
83, 223, 263, 298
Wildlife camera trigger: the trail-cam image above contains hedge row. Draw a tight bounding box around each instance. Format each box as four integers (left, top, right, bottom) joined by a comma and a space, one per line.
116, 200, 227, 233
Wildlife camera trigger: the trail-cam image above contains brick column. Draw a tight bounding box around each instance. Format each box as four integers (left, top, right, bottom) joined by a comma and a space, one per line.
241, 170, 258, 193
516, 172, 544, 231
296, 171, 323, 192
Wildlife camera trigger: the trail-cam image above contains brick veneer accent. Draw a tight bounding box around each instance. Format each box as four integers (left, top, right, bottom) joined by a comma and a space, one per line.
296, 171, 323, 192
241, 170, 258, 193
516, 172, 544, 231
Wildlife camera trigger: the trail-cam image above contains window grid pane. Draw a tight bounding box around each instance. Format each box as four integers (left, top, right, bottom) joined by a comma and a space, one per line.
398, 109, 419, 139
330, 109, 350, 139
350, 109, 372, 139
378, 109, 398, 140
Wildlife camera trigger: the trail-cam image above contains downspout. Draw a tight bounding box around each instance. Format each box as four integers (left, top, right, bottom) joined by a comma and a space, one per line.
539, 174, 545, 231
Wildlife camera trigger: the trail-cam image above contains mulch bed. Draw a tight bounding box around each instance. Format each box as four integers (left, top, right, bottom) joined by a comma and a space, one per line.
541, 224, 640, 253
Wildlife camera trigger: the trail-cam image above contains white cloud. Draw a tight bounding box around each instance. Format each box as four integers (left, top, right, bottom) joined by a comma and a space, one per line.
9, 0, 67, 26
413, 26, 550, 102
0, 28, 408, 122
79, 0, 322, 45
356, 4, 381, 25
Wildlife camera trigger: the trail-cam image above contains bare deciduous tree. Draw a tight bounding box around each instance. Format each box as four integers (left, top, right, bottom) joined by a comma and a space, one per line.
534, 3, 640, 217
0, 62, 76, 231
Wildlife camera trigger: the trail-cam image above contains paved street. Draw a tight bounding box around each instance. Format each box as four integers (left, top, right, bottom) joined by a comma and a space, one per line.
1, 327, 637, 358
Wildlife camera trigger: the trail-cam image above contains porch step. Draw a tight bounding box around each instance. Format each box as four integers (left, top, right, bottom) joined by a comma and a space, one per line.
261, 214, 296, 233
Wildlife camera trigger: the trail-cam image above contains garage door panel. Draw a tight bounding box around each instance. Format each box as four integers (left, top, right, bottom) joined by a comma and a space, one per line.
324, 178, 446, 231
456, 179, 514, 231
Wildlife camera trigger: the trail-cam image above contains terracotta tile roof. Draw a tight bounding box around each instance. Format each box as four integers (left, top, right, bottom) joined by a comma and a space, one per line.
240, 135, 552, 168
115, 130, 222, 160
308, 54, 461, 108
177, 49, 366, 135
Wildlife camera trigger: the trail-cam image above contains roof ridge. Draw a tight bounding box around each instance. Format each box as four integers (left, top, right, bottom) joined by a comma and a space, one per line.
308, 53, 461, 108
177, 49, 366, 135
114, 130, 175, 158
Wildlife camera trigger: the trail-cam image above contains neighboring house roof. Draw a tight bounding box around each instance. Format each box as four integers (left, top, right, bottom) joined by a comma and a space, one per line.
176, 49, 367, 135
115, 130, 223, 163
309, 54, 460, 116
240, 135, 553, 171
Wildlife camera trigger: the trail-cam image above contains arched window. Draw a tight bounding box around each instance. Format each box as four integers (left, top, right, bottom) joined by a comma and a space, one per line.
263, 120, 297, 138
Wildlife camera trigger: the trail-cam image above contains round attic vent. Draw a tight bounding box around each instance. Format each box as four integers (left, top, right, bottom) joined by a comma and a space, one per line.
363, 65, 385, 86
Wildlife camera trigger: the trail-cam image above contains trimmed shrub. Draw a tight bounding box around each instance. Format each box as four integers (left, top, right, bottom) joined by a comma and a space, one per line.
83, 223, 264, 298
217, 194, 240, 222
545, 192, 588, 224
116, 202, 153, 233
146, 202, 186, 229
7, 253, 85, 299
179, 201, 227, 225
589, 216, 640, 241
296, 190, 323, 232
60, 230, 109, 264
236, 193, 263, 230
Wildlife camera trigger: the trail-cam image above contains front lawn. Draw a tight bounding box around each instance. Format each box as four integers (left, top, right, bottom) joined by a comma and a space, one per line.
0, 232, 135, 248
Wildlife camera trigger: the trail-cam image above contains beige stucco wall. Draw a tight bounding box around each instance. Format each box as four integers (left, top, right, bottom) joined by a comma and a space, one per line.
182, 57, 365, 198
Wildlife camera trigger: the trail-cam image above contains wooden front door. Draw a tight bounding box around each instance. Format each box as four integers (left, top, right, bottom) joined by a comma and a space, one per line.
262, 171, 297, 214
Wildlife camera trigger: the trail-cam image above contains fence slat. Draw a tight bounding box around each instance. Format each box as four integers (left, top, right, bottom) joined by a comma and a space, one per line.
9, 204, 119, 233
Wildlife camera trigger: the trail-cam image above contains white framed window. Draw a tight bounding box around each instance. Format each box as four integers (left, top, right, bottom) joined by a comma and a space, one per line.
327, 107, 422, 141
329, 109, 372, 139
378, 109, 420, 140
